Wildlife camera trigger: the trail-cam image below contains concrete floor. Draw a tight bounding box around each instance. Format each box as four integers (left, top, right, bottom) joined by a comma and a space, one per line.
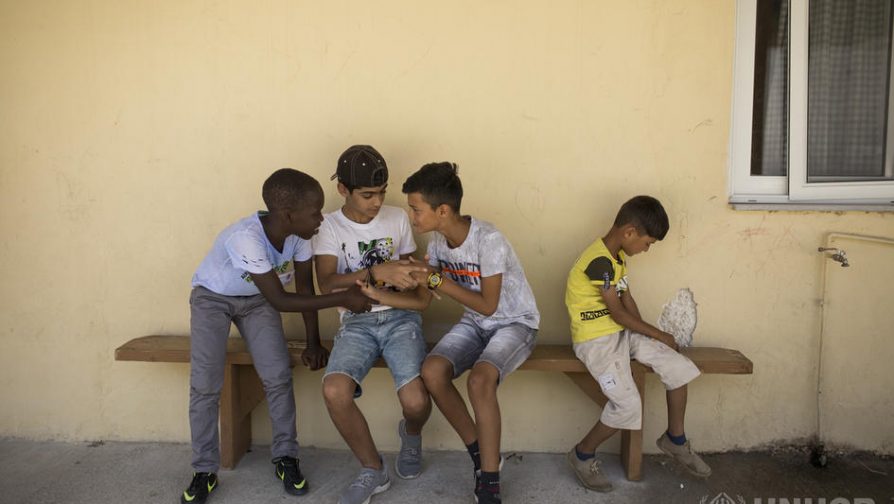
0, 439, 891, 504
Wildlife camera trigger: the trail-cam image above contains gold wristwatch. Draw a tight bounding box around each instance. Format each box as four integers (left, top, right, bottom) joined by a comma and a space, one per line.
426, 271, 443, 290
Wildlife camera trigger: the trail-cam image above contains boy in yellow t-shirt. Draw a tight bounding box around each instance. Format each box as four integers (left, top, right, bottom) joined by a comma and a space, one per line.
564, 195, 711, 493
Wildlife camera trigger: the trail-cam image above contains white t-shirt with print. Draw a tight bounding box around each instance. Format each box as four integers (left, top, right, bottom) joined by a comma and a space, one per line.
192, 212, 313, 296
312, 205, 416, 312
427, 217, 540, 330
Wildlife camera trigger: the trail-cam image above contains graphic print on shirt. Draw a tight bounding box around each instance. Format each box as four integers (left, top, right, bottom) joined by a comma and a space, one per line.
340, 237, 395, 272
438, 260, 482, 287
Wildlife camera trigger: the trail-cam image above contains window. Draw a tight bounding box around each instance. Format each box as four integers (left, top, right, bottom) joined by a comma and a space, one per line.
730, 0, 894, 206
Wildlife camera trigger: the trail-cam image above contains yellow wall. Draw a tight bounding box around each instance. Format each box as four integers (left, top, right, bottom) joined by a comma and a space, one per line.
2, 0, 892, 454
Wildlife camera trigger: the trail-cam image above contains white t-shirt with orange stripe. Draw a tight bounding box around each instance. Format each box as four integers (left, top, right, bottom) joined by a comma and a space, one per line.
426, 217, 540, 330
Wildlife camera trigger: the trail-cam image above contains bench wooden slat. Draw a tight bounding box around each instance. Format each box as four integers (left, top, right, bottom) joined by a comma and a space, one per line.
115, 335, 753, 374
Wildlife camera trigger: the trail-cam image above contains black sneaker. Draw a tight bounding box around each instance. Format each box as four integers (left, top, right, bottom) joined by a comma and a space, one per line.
180, 472, 218, 504
273, 456, 309, 496
474, 481, 501, 504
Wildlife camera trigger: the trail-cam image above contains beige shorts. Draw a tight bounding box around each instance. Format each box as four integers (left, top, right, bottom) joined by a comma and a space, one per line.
573, 330, 700, 430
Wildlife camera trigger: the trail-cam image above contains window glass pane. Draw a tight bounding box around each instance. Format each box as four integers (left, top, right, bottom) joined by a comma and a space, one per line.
752, 0, 790, 177
808, 0, 894, 182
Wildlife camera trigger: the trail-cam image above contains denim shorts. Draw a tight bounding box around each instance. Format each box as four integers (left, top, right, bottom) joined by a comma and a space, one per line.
428, 313, 537, 383
324, 308, 425, 391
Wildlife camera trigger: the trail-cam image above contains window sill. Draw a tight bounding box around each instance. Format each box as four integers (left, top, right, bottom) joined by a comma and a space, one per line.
729, 199, 894, 212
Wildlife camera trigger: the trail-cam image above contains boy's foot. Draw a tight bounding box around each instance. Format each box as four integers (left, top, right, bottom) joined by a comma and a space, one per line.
565, 449, 613, 492
656, 433, 712, 477
273, 456, 309, 496
338, 463, 391, 504
472, 455, 505, 488
395, 419, 422, 479
473, 481, 501, 504
180, 472, 218, 504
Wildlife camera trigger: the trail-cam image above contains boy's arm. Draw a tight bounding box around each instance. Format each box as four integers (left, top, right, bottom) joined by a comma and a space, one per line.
432, 272, 502, 316
620, 287, 643, 320
356, 280, 433, 311
293, 258, 328, 370
248, 269, 373, 314
601, 286, 678, 350
315, 254, 428, 293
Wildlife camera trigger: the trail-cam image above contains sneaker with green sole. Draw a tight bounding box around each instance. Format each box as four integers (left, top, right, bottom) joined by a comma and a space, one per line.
180, 472, 218, 504
273, 456, 309, 496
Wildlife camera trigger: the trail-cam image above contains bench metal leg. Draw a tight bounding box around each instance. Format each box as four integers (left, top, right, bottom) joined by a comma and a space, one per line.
219, 364, 264, 469
564, 365, 646, 482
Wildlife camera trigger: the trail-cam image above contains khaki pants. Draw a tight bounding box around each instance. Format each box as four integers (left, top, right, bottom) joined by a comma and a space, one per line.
573, 330, 700, 430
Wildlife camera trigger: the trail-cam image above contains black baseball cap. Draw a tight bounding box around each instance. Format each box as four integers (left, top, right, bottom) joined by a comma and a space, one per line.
332, 145, 389, 188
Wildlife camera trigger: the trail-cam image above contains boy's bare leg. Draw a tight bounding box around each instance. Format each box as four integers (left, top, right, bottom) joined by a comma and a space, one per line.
421, 356, 477, 444
577, 421, 618, 454
396, 377, 431, 434
666, 385, 687, 437
322, 373, 381, 469
467, 362, 501, 472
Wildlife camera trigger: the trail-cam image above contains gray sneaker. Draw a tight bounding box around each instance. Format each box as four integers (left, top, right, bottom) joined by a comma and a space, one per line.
566, 448, 613, 492
338, 461, 391, 504
395, 419, 422, 479
656, 433, 712, 478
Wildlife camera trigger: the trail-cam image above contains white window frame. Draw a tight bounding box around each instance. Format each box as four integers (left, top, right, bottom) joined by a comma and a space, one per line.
729, 0, 894, 207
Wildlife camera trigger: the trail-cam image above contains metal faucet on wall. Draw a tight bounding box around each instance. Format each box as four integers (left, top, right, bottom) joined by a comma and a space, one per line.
818, 247, 849, 267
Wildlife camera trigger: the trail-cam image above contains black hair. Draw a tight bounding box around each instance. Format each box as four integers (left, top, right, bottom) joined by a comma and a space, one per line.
401, 162, 463, 212
613, 195, 669, 240
262, 168, 322, 211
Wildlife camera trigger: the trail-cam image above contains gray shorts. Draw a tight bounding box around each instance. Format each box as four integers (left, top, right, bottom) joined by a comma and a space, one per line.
428, 314, 537, 383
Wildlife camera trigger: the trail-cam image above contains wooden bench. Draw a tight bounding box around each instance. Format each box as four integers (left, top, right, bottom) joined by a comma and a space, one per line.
115, 335, 752, 480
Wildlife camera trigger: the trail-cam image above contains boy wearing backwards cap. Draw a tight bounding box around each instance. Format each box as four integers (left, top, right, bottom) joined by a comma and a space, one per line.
312, 145, 432, 504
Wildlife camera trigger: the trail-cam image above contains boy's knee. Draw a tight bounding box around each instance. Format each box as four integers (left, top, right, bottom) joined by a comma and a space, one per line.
322, 375, 355, 409
190, 370, 224, 396
467, 364, 499, 396
399, 388, 431, 417
257, 367, 293, 392
604, 396, 643, 429
421, 357, 452, 388
190, 383, 222, 397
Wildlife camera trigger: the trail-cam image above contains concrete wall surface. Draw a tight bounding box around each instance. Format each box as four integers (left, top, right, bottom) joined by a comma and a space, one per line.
2, 0, 892, 454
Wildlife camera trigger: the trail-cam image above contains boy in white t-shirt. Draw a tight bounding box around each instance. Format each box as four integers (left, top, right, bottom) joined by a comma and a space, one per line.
401, 162, 540, 504
183, 169, 372, 504
312, 145, 431, 504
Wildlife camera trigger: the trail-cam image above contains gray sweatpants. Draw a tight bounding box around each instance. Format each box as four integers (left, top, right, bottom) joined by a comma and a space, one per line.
189, 286, 299, 473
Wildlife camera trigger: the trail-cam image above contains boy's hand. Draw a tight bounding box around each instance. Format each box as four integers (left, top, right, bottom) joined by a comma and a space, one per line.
407, 256, 438, 283
343, 284, 376, 313
371, 261, 428, 290
301, 345, 330, 370
654, 331, 679, 352
355, 279, 384, 303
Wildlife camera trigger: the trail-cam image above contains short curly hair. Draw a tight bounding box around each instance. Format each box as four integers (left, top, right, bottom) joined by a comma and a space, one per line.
262, 168, 322, 211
